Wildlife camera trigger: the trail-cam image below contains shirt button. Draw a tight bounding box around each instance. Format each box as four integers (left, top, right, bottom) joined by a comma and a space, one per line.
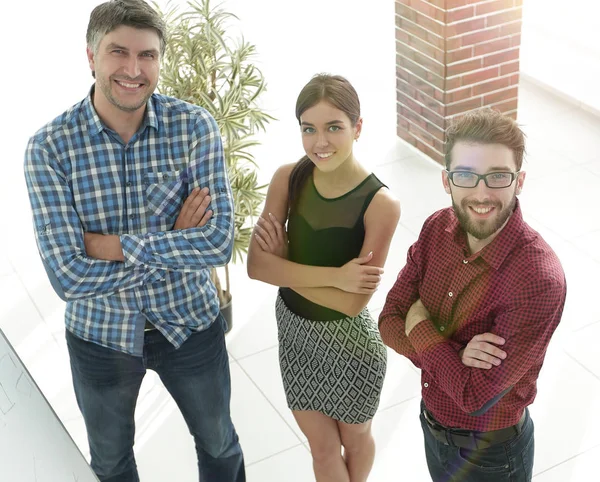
424, 383, 429, 388
163, 174, 169, 180
440, 326, 445, 332
448, 291, 453, 297
129, 214, 135, 219
126, 181, 132, 187
463, 259, 468, 264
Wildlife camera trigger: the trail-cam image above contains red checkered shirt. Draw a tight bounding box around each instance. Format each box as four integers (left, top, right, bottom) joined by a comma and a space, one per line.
379, 200, 566, 431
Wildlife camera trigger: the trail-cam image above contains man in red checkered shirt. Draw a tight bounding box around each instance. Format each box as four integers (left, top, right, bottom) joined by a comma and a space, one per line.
379, 109, 566, 482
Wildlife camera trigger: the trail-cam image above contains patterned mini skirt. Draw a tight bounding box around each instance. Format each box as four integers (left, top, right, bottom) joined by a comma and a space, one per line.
275, 293, 387, 424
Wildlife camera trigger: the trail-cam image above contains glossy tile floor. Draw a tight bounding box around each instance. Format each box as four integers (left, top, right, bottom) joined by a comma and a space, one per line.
1, 1, 599, 481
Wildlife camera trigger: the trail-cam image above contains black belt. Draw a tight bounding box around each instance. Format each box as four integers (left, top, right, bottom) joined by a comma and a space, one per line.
422, 407, 526, 450
144, 320, 156, 331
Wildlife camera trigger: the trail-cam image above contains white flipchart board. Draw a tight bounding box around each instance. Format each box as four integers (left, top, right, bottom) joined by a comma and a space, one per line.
0, 329, 98, 481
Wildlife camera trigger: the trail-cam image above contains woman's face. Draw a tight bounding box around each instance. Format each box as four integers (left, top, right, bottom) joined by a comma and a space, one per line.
300, 100, 361, 173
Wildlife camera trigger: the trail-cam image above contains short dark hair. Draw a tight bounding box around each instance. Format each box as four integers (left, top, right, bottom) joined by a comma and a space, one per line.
445, 109, 526, 170
86, 0, 167, 56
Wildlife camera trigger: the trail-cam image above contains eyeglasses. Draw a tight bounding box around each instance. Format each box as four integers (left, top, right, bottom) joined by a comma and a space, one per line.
446, 170, 520, 189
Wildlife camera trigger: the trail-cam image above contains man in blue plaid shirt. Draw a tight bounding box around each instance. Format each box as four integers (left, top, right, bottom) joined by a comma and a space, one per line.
23, 1, 245, 480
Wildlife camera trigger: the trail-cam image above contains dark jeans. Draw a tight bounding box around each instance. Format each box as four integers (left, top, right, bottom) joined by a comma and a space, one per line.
420, 402, 534, 482
66, 315, 245, 482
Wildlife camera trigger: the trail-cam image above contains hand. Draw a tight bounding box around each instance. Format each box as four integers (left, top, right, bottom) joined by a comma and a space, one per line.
460, 333, 507, 369
405, 298, 430, 336
335, 252, 384, 294
173, 187, 213, 230
254, 213, 288, 259
84, 233, 124, 261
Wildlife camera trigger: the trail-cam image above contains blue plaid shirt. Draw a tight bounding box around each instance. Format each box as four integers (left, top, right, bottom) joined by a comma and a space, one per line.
24, 88, 234, 356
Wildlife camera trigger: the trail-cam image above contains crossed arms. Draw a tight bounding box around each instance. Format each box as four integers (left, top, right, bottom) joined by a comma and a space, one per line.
379, 241, 565, 415
24, 112, 233, 301
247, 163, 401, 317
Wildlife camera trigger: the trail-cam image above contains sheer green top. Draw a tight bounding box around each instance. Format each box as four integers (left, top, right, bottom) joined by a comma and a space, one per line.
279, 172, 385, 321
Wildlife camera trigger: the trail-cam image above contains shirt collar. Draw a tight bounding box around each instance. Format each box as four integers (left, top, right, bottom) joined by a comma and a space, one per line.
83, 84, 160, 137
445, 198, 525, 270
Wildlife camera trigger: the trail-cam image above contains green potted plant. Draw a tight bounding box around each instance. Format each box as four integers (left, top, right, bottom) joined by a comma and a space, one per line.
155, 0, 274, 332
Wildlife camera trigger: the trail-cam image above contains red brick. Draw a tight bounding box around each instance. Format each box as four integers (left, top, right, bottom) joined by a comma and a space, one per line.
425, 120, 446, 142
476, 0, 514, 16
447, 0, 472, 8
489, 98, 519, 114
398, 104, 429, 130
486, 8, 523, 28
415, 138, 445, 164
397, 125, 418, 149
447, 58, 483, 77
509, 72, 520, 85
446, 46, 474, 64
397, 42, 445, 77
399, 99, 445, 130
406, 33, 446, 63
499, 21, 522, 36
515, 0, 523, 6
500, 60, 519, 75
447, 18, 486, 38
396, 27, 410, 44
398, 68, 445, 100
474, 37, 512, 56
397, 89, 425, 116
408, 120, 444, 152
460, 27, 501, 47
397, 77, 417, 98
397, 54, 445, 90
400, 85, 446, 117
483, 47, 520, 67
397, 18, 445, 50
483, 86, 518, 105
415, 90, 446, 116
446, 6, 475, 24
445, 86, 473, 104
397, 3, 445, 37
418, 101, 446, 128
461, 66, 500, 87
423, 0, 446, 9
398, 114, 410, 131
511, 33, 522, 48
446, 96, 483, 116
396, 66, 409, 84
472, 76, 511, 95
446, 76, 462, 91
408, 0, 445, 22
506, 111, 518, 120
446, 37, 462, 51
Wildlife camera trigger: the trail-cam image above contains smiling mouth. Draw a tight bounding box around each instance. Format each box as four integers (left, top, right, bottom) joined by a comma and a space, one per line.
315, 152, 334, 160
468, 205, 497, 217
114, 79, 144, 90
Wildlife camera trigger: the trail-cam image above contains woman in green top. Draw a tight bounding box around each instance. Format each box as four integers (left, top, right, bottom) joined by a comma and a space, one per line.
247, 74, 401, 482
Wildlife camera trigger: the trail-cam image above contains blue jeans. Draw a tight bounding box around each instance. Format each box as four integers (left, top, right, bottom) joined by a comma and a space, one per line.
66, 315, 245, 482
420, 402, 534, 482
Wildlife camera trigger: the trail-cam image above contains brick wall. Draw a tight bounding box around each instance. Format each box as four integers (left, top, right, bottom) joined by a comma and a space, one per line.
396, 0, 523, 163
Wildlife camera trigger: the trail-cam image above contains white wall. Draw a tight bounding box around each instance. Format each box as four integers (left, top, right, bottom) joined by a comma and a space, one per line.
520, 0, 600, 114
0, 0, 397, 249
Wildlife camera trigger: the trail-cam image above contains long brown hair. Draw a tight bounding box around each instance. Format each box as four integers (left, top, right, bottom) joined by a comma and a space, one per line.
288, 74, 361, 211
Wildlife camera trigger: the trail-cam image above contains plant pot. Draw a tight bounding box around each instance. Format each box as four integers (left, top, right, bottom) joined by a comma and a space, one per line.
220, 291, 233, 334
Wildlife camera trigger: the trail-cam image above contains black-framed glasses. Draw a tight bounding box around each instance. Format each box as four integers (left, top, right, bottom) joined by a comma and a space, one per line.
446, 170, 520, 189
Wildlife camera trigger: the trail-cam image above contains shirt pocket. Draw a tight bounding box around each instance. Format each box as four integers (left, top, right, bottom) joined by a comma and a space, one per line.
145, 169, 186, 219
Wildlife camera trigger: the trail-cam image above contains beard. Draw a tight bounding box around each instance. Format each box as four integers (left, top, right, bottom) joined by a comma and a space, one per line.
96, 74, 154, 113
453, 194, 517, 240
